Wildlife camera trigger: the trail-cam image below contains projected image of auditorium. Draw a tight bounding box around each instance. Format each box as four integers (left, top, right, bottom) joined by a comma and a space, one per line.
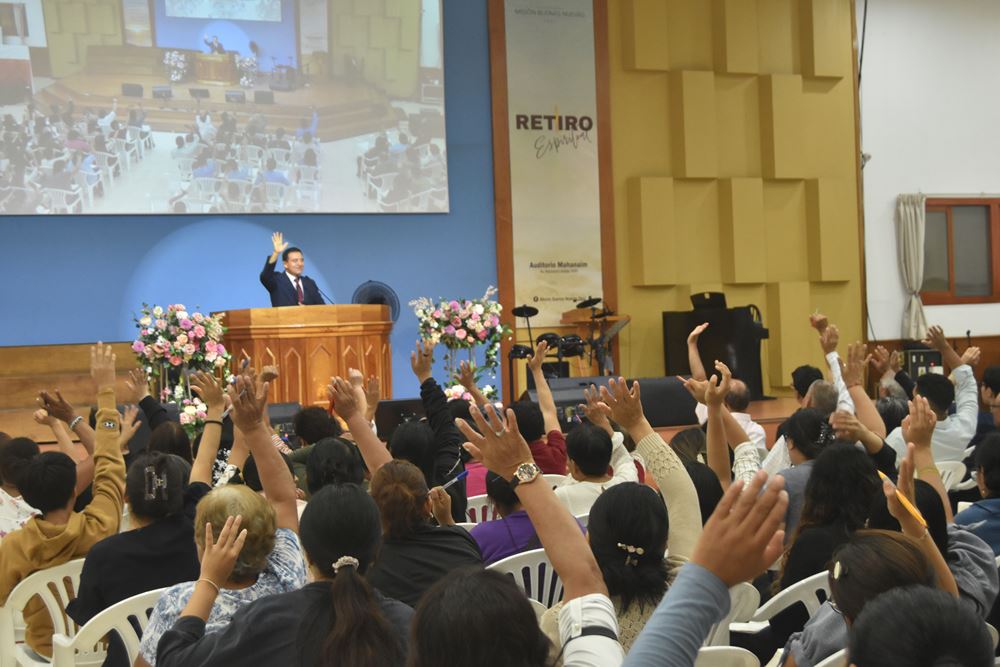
0, 0, 448, 214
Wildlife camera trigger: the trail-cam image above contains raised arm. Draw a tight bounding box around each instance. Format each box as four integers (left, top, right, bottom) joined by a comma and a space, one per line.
923, 325, 964, 371
189, 372, 226, 487
902, 396, 953, 523
328, 376, 391, 472
82, 343, 126, 536
687, 322, 709, 381
602, 378, 702, 559
831, 410, 896, 478
819, 322, 855, 414
124, 369, 170, 430
458, 360, 489, 408
37, 389, 96, 455
844, 342, 887, 438
260, 231, 286, 287
527, 341, 561, 435
228, 372, 298, 533
686, 372, 731, 489
458, 404, 605, 601
623, 471, 788, 666
33, 408, 94, 497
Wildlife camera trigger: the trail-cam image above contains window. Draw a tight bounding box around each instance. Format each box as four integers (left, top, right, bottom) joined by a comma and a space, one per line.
920, 198, 1000, 305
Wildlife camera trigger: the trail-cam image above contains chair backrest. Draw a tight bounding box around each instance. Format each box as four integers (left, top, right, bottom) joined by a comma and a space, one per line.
465, 494, 498, 524
0, 558, 86, 663
705, 583, 760, 646
454, 522, 476, 532
528, 598, 547, 622
987, 622, 999, 650
487, 548, 563, 608
51, 587, 166, 667
814, 648, 847, 667
695, 646, 760, 667
543, 474, 566, 488
750, 571, 829, 622
929, 461, 967, 491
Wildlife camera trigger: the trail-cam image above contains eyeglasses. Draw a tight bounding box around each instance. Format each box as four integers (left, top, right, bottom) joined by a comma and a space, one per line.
829, 599, 844, 616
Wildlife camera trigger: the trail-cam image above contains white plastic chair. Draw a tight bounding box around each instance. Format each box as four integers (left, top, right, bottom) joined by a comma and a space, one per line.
51, 587, 166, 667
988, 622, 999, 650
488, 548, 563, 608
465, 494, 499, 524
454, 522, 476, 532
265, 181, 289, 210
543, 474, 566, 488
705, 583, 760, 646
43, 188, 82, 214
921, 460, 968, 491
528, 598, 547, 622
0, 558, 87, 667
814, 648, 847, 667
730, 571, 829, 635
695, 646, 760, 667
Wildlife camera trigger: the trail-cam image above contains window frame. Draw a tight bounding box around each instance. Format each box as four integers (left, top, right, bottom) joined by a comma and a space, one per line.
920, 197, 1000, 305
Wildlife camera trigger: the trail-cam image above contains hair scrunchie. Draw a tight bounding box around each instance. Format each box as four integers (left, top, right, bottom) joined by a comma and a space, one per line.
332, 555, 360, 573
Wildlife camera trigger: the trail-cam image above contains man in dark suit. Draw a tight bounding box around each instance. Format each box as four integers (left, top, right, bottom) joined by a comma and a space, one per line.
204, 36, 225, 54
259, 231, 325, 307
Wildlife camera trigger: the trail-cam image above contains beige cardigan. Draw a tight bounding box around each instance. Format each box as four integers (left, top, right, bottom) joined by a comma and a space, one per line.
541, 431, 702, 655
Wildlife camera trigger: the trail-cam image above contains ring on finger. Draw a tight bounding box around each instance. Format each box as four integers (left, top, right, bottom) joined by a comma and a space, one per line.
493, 428, 505, 438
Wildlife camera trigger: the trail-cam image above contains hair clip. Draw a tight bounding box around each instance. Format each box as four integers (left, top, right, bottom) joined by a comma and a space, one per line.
144, 465, 168, 501
616, 542, 645, 567
832, 561, 846, 580
332, 555, 360, 573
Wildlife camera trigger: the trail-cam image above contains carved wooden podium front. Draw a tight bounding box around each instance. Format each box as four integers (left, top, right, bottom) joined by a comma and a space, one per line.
219, 305, 393, 407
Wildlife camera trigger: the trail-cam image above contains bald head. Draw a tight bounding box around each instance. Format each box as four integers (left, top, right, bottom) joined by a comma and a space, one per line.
724, 379, 751, 412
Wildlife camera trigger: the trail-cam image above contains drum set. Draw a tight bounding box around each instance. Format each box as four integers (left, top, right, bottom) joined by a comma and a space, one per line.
507, 297, 629, 395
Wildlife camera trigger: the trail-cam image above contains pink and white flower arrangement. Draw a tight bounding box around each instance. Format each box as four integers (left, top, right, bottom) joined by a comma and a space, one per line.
410, 286, 509, 398
133, 303, 230, 375
174, 385, 209, 439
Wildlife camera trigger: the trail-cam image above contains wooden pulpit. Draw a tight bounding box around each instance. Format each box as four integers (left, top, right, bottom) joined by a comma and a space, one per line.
218, 305, 393, 407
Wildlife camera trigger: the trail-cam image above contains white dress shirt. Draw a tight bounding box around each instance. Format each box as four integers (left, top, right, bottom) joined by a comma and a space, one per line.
559, 593, 625, 666
285, 271, 303, 302
555, 432, 638, 517
695, 403, 768, 456
885, 364, 978, 464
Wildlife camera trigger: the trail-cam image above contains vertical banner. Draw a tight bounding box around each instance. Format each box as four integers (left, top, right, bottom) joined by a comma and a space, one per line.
122, 0, 153, 47
505, 0, 603, 327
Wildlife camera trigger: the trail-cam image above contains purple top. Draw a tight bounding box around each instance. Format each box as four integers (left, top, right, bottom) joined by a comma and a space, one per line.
470, 510, 584, 565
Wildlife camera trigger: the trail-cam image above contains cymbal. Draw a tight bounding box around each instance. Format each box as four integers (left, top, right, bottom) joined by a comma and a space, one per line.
511, 304, 539, 319
576, 297, 602, 309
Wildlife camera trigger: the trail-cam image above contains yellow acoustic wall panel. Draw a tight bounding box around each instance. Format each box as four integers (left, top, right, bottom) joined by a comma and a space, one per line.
670, 70, 717, 178
760, 74, 804, 179
628, 177, 677, 286
330, 0, 419, 98
43, 0, 123, 78
622, 0, 670, 71
713, 0, 759, 75
801, 0, 852, 79
719, 178, 766, 284
610, 0, 863, 395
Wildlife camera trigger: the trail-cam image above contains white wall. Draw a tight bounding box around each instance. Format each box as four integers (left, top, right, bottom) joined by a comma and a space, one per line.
858, 0, 1000, 340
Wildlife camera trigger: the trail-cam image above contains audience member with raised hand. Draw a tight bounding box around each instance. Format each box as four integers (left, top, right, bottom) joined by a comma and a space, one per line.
157, 483, 413, 667
900, 395, 952, 521
31, 407, 94, 498
780, 530, 939, 667
623, 470, 788, 666
458, 359, 489, 407
773, 408, 836, 543
365, 457, 482, 607
391, 339, 468, 522
451, 403, 625, 666
816, 319, 855, 415
138, 371, 307, 667
554, 414, 638, 516
687, 324, 767, 454
685, 361, 760, 489
0, 342, 126, 659
467, 471, 561, 565
840, 342, 887, 439
867, 344, 911, 400
885, 325, 979, 463
328, 375, 391, 472
519, 340, 568, 473
600, 378, 702, 560
36, 387, 97, 463
124, 367, 171, 430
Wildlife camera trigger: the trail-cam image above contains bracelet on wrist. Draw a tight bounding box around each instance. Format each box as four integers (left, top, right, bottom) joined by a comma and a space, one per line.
917, 465, 940, 478
203, 419, 224, 427
197, 577, 220, 594
68, 415, 84, 431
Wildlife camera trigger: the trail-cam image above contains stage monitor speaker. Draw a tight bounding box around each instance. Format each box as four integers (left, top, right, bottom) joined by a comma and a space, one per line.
632, 376, 698, 428
523, 376, 616, 432
121, 83, 143, 98
226, 90, 246, 104
254, 90, 275, 104
375, 398, 425, 441
189, 88, 210, 100
152, 85, 172, 99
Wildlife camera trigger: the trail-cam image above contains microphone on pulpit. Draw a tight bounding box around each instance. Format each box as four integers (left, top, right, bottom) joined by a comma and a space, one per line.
317, 285, 335, 305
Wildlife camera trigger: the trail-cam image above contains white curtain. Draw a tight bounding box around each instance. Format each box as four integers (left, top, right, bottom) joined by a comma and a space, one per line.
896, 193, 928, 340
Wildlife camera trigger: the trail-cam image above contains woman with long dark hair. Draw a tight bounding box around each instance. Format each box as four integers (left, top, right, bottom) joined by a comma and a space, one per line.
157, 484, 410, 667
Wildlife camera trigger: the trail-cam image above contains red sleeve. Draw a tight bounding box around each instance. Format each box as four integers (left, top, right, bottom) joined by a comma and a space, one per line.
529, 430, 567, 474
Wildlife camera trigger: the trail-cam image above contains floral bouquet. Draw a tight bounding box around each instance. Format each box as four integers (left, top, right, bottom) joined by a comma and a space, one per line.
443, 383, 498, 402
236, 55, 258, 88
163, 50, 188, 83
173, 385, 209, 439
410, 286, 510, 398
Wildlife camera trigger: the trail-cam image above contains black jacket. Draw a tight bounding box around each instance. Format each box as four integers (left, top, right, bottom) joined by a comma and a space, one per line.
259, 256, 324, 307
